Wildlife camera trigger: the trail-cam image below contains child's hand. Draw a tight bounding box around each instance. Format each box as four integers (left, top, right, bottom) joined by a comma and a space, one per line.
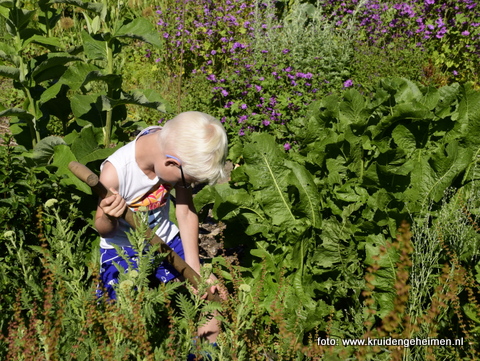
99, 188, 127, 219
201, 274, 228, 301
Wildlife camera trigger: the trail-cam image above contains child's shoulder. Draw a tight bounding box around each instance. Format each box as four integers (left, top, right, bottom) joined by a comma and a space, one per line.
136, 126, 162, 138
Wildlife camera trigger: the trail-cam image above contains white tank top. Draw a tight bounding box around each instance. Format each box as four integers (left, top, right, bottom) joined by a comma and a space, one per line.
99, 127, 179, 249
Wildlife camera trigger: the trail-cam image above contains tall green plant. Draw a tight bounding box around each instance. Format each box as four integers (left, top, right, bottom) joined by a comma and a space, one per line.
0, 0, 167, 155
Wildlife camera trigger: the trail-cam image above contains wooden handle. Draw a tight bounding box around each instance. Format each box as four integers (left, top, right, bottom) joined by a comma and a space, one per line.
68, 161, 221, 302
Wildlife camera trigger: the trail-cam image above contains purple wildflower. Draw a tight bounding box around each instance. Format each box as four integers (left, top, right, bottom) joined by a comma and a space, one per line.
284, 143, 291, 151
343, 79, 353, 88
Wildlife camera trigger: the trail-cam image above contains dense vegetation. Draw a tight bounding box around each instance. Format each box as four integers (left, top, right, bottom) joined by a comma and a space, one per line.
1, 0, 480, 360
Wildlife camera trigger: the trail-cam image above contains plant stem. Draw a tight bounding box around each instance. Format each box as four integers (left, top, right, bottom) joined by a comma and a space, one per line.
104, 41, 114, 146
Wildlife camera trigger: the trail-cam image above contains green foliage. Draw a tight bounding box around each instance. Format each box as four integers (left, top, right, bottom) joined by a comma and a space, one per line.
0, 0, 167, 154
194, 78, 480, 358
352, 39, 430, 93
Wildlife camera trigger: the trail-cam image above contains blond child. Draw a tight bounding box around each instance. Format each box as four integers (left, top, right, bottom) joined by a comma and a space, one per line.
95, 111, 228, 343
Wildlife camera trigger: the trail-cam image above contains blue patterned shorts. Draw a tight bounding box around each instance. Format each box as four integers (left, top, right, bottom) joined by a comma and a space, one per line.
98, 234, 185, 299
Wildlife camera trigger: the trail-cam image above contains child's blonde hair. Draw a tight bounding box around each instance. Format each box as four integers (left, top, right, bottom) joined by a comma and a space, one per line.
159, 111, 228, 185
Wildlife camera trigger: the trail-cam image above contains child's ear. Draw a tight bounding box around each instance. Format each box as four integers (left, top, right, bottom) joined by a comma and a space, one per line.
165, 158, 180, 167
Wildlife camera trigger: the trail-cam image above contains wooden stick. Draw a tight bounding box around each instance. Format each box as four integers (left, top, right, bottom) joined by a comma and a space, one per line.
68, 161, 221, 302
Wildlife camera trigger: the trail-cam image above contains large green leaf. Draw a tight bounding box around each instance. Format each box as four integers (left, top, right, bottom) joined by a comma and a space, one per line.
0, 107, 34, 121
312, 217, 353, 268
114, 17, 163, 48
405, 141, 472, 209
31, 53, 82, 82
0, 42, 18, 62
49, 0, 104, 15
52, 144, 91, 194
40, 63, 101, 103
81, 30, 107, 60
391, 124, 417, 157
31, 135, 66, 164
5, 8, 34, 31
364, 233, 399, 317
455, 85, 480, 147
242, 133, 298, 228
69, 125, 117, 164
100, 90, 168, 112
70, 93, 104, 127
285, 160, 322, 228
0, 65, 19, 80
338, 88, 370, 126
22, 34, 62, 50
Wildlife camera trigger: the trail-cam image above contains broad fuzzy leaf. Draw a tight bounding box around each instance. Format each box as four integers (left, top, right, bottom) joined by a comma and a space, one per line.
71, 93, 104, 127
22, 35, 62, 50
4, 8, 34, 31
0, 65, 19, 80
114, 18, 163, 48
52, 144, 91, 194
31, 135, 66, 164
81, 30, 107, 60
31, 53, 82, 82
70, 126, 117, 164
0, 42, 18, 63
0, 107, 34, 121
50, 0, 103, 15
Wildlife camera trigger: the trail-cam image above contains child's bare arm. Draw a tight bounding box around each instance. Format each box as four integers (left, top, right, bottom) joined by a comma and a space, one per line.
94, 162, 127, 238
174, 185, 201, 274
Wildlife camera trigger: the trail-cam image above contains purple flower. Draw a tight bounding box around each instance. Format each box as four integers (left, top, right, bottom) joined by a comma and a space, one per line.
255, 85, 262, 92
462, 30, 471, 36
263, 120, 270, 126
343, 79, 353, 88
240, 103, 247, 110
221, 89, 229, 97
238, 115, 248, 123
284, 143, 291, 151
282, 49, 290, 54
